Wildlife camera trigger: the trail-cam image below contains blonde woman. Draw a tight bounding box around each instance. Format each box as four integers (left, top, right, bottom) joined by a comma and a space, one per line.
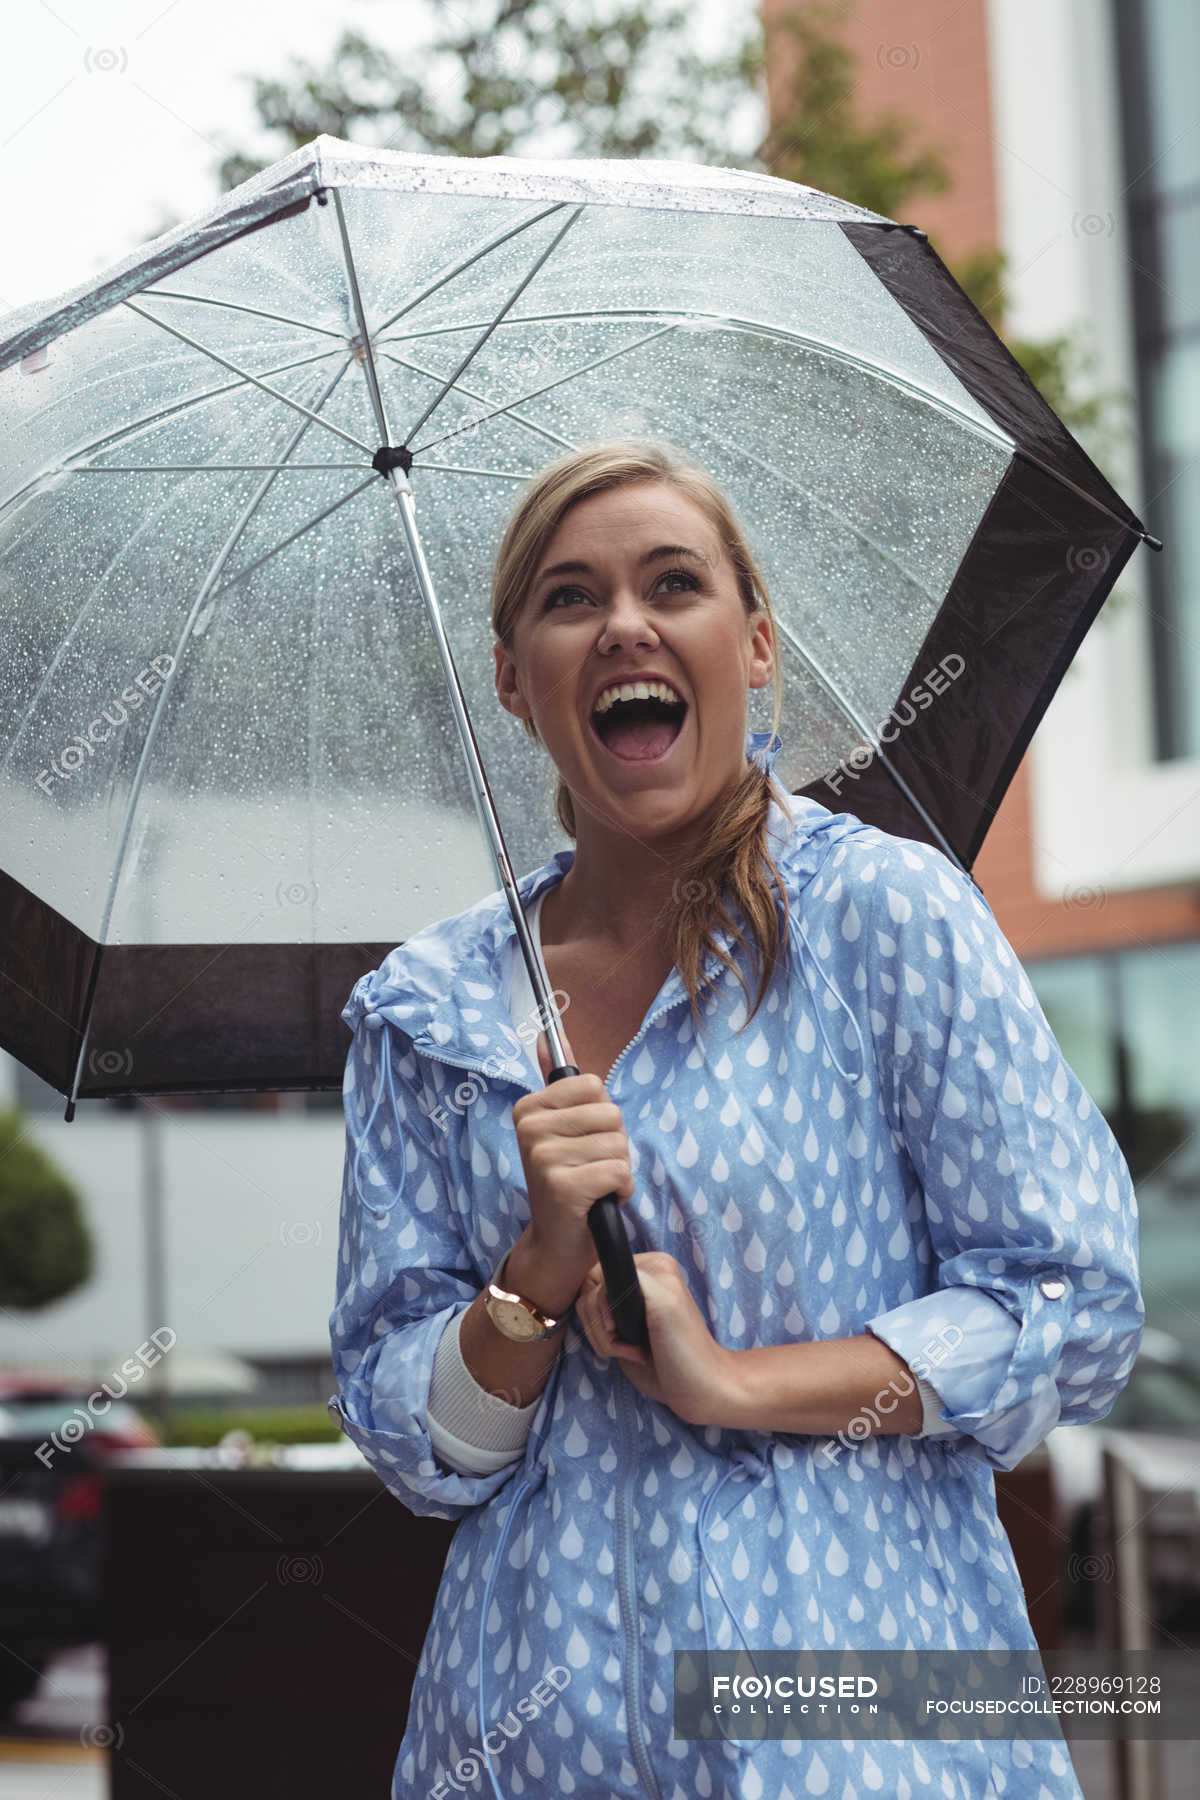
329, 440, 1143, 1800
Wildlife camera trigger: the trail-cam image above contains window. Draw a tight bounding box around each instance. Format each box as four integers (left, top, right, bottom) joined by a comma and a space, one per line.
1028, 938, 1200, 1364
1113, 0, 1200, 759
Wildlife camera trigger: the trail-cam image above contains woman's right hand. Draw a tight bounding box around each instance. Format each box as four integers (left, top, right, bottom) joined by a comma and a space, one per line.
508, 1030, 635, 1297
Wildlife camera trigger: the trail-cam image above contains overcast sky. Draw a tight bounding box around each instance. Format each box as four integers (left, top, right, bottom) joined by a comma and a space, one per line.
0, 0, 761, 317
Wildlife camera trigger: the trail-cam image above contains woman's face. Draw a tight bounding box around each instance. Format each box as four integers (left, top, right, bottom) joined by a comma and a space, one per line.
494, 481, 774, 843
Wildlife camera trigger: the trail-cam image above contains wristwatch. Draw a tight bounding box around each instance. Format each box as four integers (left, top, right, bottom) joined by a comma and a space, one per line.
484, 1246, 568, 1343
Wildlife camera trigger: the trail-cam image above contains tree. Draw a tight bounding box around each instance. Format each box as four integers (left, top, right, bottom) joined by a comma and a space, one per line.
756, 1, 1128, 473
754, 1, 951, 222
0, 1106, 93, 1309
211, 0, 1125, 478
214, 2, 762, 188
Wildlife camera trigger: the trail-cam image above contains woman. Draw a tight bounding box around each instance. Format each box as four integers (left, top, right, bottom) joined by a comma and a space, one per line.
328, 440, 1143, 1800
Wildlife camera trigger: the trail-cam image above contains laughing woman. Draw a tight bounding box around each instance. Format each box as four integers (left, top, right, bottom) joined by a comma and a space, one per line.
328, 440, 1143, 1800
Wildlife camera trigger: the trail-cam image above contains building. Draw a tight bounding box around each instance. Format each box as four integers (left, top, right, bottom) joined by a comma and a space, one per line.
762, 0, 1200, 1354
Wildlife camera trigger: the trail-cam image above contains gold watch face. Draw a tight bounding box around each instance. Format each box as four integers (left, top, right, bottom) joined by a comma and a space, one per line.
488, 1295, 547, 1341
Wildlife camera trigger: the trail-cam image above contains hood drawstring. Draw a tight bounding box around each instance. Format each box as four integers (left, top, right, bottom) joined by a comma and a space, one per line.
696, 1443, 773, 1764
351, 1000, 408, 1221
787, 904, 866, 1085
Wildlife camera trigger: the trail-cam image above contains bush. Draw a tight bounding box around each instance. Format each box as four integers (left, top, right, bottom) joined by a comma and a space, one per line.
156, 1403, 341, 1447
0, 1105, 92, 1308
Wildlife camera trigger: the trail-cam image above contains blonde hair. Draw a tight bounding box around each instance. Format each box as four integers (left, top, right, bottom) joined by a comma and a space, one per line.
490, 439, 792, 1029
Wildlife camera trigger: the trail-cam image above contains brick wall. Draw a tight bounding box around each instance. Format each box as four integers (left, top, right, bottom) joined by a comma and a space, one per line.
762, 0, 1197, 957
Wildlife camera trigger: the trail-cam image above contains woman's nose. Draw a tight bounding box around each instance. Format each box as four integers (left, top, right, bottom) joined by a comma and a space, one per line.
595, 589, 659, 652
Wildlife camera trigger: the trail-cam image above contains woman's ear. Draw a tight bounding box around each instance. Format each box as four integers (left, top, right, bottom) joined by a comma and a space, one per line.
746, 610, 775, 692
494, 641, 533, 722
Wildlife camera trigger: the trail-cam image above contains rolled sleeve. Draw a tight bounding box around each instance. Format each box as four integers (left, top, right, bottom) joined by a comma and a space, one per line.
868, 1286, 1026, 1446
859, 841, 1144, 1472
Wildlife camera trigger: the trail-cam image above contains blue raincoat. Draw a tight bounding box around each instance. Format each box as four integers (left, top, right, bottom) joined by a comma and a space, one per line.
328, 736, 1143, 1800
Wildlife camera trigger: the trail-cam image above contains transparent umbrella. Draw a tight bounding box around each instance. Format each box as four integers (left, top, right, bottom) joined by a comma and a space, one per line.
0, 135, 1157, 1123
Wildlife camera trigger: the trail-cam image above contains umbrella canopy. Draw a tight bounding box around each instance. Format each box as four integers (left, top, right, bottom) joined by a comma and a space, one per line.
0, 137, 1153, 1108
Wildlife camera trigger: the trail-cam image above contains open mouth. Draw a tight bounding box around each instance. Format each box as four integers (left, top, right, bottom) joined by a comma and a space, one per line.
589, 688, 688, 763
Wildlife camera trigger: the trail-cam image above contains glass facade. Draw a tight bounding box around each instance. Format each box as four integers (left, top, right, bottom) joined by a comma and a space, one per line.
1029, 939, 1200, 1424
1113, 0, 1200, 759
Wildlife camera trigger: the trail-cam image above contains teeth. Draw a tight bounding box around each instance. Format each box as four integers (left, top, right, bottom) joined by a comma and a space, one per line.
592, 679, 684, 715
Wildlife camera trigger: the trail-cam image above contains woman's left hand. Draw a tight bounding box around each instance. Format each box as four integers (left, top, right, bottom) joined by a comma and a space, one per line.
574, 1251, 735, 1428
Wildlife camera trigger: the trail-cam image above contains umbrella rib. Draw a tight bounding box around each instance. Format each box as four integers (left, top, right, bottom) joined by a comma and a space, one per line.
406, 461, 541, 481
184, 353, 357, 627
372, 202, 570, 338
138, 288, 348, 341
0, 347, 344, 525
383, 305, 1013, 450
5, 360, 354, 785
410, 323, 679, 458
332, 188, 392, 446
206, 474, 379, 602
376, 347, 575, 455
396, 205, 585, 450
69, 471, 368, 478
65, 357, 360, 1111
727, 434, 934, 598
772, 619, 971, 878
120, 299, 374, 455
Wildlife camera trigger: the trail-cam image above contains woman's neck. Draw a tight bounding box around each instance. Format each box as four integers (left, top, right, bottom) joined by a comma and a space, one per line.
542, 811, 709, 956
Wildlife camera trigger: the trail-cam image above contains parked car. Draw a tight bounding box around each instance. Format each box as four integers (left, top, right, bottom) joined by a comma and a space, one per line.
0, 1375, 159, 1718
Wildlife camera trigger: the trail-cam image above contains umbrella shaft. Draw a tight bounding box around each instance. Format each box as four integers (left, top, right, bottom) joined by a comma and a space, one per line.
384, 470, 571, 1072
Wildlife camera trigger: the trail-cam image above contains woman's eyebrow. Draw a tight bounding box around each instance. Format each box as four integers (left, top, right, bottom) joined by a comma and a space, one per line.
533, 544, 710, 587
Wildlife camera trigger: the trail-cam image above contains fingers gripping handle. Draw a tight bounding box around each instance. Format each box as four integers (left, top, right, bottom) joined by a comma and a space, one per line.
546, 1063, 650, 1353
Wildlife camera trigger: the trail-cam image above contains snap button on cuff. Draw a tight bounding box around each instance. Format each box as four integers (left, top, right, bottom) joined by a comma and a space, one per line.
1038, 1276, 1067, 1300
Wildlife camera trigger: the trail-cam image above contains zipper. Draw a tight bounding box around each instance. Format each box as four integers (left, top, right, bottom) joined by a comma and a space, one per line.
615, 1377, 663, 1800
603, 990, 690, 1800
419, 985, 693, 1800
412, 968, 693, 1095
599, 983, 694, 1088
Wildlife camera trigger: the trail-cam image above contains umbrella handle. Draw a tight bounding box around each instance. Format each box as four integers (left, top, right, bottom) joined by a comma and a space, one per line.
546, 1065, 650, 1353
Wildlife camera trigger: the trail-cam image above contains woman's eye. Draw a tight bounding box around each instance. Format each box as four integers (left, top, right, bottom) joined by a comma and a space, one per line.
657, 568, 699, 594
542, 569, 698, 610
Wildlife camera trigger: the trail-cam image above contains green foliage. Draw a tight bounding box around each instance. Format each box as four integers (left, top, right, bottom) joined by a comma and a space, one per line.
215, 4, 762, 190
923, 244, 1131, 473
0, 1106, 93, 1310
755, 0, 950, 221
759, 2, 1129, 477
157, 1402, 341, 1446
212, 0, 1129, 499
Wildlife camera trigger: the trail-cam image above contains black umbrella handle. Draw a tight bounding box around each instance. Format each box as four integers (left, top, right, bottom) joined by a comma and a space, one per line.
546, 1064, 650, 1353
